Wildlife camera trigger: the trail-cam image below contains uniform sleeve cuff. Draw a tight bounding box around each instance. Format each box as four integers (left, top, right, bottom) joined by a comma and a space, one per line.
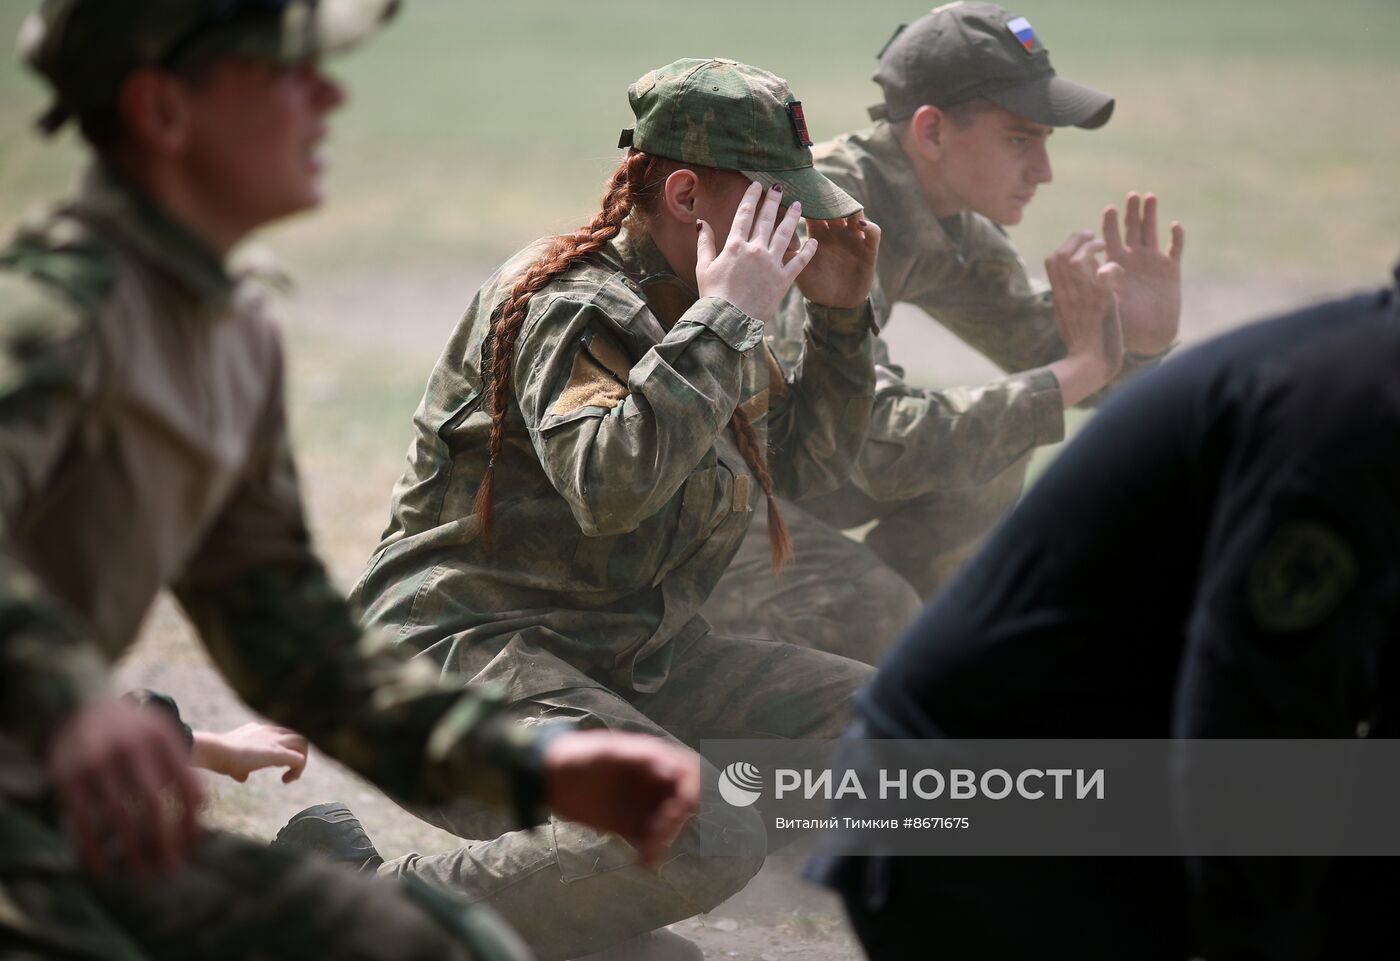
688, 297, 764, 352
1079, 344, 1178, 408
805, 299, 877, 355
1025, 368, 1067, 446
4, 630, 109, 754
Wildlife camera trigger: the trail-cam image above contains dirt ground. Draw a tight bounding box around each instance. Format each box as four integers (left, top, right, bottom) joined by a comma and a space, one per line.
110, 263, 1346, 960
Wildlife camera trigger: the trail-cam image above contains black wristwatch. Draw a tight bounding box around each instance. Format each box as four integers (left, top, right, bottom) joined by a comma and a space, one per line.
125, 689, 195, 751
513, 721, 575, 829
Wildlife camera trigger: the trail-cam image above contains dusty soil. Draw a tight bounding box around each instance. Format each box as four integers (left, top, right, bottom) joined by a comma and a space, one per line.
110, 262, 1345, 960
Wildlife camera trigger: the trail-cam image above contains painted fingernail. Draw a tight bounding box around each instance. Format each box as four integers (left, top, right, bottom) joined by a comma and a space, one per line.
773, 184, 783, 193
695, 221, 703, 232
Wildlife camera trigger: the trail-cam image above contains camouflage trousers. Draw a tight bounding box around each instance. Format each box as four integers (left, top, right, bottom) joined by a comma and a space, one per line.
0, 801, 528, 961
377, 632, 872, 961
702, 456, 1029, 663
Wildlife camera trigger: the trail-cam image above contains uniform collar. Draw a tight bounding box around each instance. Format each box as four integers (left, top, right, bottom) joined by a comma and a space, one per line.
610, 226, 684, 287
609, 226, 699, 328
73, 163, 234, 305
833, 123, 975, 263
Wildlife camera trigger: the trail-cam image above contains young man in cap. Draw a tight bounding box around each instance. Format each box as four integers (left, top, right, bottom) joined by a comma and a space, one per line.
703, 1, 1186, 662
0, 2, 697, 958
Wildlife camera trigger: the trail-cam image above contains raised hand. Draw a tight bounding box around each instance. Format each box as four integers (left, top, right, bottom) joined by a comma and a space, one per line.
794, 213, 881, 310
1046, 230, 1125, 408
49, 698, 204, 877
544, 730, 700, 869
1102, 192, 1184, 356
191, 721, 309, 784
696, 181, 818, 323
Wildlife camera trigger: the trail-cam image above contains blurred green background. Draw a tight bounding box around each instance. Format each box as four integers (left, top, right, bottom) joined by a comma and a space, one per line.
3, 0, 1398, 281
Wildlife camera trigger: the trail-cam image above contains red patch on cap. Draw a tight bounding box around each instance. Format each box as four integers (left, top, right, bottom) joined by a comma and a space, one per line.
787, 102, 813, 147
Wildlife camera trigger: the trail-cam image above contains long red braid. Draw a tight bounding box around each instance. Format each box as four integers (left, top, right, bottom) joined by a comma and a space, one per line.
473, 149, 791, 573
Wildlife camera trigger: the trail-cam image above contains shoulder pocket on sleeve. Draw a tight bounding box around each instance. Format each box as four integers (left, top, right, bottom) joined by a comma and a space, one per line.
543, 328, 634, 424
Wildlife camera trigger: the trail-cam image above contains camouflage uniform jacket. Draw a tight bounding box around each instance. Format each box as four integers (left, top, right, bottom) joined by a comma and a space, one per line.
0, 166, 537, 813
770, 122, 1142, 503
352, 230, 875, 697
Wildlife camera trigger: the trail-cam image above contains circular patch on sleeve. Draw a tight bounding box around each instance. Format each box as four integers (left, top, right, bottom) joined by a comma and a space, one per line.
1248, 521, 1358, 632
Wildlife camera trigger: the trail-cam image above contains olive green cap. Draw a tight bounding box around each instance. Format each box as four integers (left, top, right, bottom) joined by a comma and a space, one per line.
870, 2, 1113, 129
618, 58, 861, 220
19, 0, 400, 135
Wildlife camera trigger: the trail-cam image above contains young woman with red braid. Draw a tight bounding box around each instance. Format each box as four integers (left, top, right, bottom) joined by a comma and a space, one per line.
341, 60, 881, 961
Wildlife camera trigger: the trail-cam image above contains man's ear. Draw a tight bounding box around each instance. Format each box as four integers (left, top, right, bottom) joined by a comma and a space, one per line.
660, 168, 701, 224
908, 104, 948, 159
117, 68, 192, 157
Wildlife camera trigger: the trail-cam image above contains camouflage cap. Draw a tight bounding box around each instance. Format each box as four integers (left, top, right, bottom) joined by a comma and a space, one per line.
870, 2, 1113, 129
618, 58, 860, 220
19, 0, 400, 135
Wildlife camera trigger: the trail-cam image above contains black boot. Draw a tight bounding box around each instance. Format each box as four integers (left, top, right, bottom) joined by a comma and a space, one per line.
271, 802, 385, 872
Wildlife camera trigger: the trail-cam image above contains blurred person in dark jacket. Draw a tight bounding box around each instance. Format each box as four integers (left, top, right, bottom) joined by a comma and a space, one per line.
812, 265, 1400, 961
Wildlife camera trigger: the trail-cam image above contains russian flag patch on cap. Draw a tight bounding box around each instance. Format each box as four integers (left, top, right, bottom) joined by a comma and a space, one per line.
1006, 16, 1038, 53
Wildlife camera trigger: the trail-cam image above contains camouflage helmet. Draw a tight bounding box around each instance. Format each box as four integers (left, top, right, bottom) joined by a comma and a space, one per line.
618, 58, 861, 220
19, 0, 400, 135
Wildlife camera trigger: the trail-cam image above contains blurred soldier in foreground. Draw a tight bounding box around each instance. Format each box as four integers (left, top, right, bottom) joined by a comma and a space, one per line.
703, 1, 1185, 661
337, 59, 880, 961
812, 266, 1400, 960
0, 2, 697, 959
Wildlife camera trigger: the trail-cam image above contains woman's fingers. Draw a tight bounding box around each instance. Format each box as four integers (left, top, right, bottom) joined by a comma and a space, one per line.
728, 180, 764, 245
695, 219, 717, 272
782, 238, 819, 282
769, 199, 803, 254
859, 216, 881, 253
752, 183, 783, 246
